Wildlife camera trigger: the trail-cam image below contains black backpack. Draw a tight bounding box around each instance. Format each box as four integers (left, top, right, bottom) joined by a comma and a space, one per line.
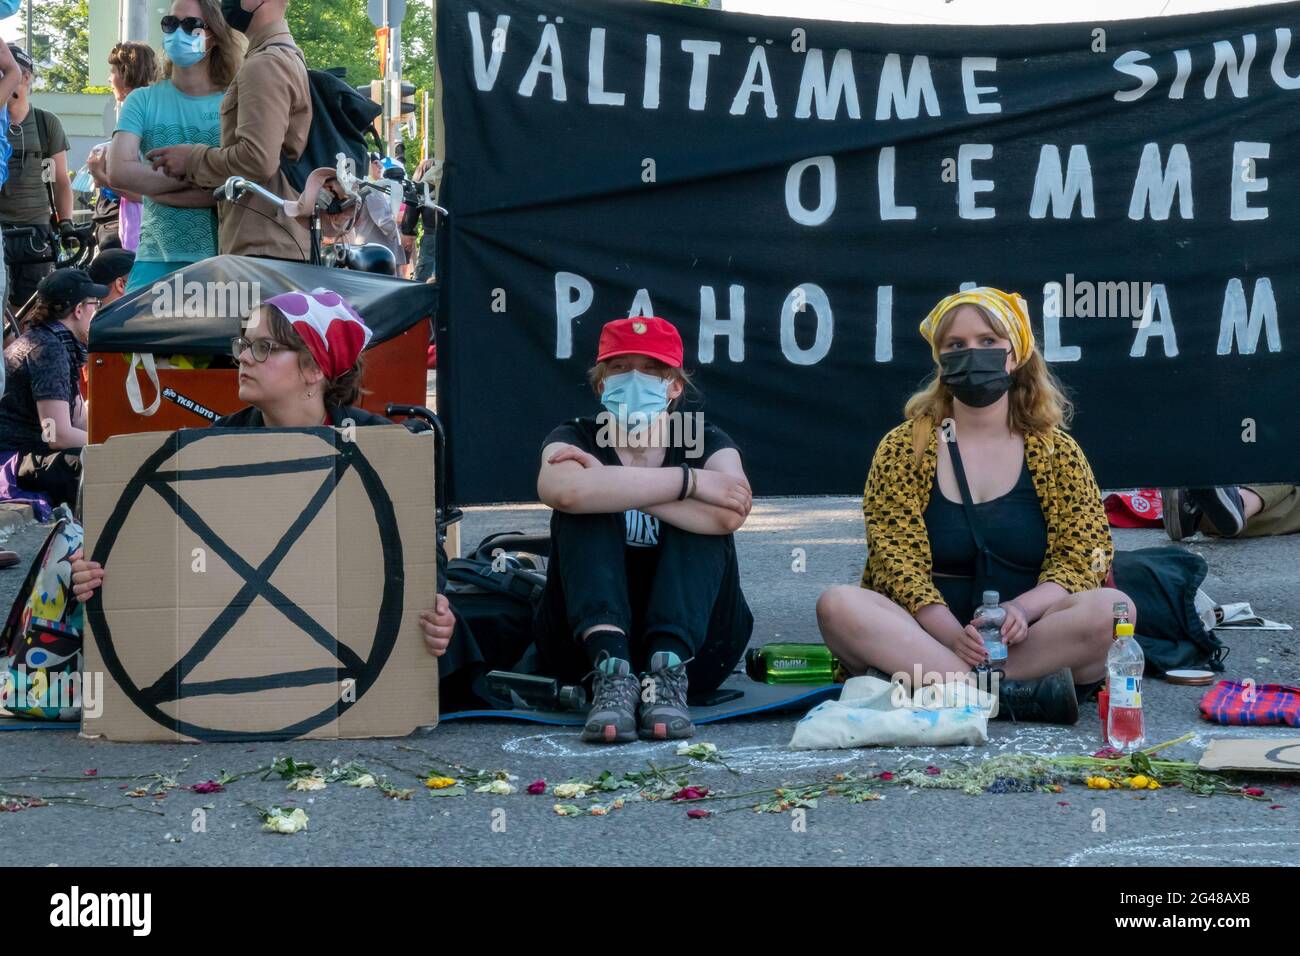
439, 533, 549, 709
265, 44, 382, 194
445, 532, 549, 606
1108, 547, 1227, 676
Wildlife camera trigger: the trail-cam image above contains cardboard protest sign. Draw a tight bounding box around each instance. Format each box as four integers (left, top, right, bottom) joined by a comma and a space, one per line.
1199, 738, 1300, 774
80, 425, 438, 742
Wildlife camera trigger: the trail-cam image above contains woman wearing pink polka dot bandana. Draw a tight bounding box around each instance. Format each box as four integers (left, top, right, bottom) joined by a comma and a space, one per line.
70, 288, 458, 669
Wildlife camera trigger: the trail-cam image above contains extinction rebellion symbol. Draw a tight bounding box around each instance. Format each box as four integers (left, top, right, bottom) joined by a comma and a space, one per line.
86, 429, 405, 741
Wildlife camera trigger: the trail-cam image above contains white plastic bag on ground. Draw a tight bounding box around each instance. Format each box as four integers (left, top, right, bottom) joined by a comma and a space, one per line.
789, 676, 996, 750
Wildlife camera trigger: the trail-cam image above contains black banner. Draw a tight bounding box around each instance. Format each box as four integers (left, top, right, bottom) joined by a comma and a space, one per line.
436, 0, 1300, 504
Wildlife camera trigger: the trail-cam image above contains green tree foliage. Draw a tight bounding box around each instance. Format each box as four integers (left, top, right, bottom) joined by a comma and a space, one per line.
29, 0, 91, 92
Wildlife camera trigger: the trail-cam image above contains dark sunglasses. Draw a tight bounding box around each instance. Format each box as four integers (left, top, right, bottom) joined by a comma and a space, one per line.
161, 15, 207, 33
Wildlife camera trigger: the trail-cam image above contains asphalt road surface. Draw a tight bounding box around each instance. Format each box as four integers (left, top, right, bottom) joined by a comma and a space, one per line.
1, 498, 1296, 866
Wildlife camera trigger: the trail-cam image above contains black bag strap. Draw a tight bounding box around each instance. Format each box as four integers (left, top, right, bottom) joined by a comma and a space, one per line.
30, 108, 60, 229
32, 107, 51, 159
946, 439, 989, 556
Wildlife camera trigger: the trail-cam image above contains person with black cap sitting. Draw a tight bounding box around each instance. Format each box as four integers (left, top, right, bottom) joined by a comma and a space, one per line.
0, 268, 107, 510
86, 248, 135, 307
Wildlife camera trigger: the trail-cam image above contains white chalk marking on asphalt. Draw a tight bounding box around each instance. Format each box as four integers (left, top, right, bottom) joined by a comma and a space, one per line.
499, 733, 866, 774
1062, 827, 1300, 867
501, 733, 674, 761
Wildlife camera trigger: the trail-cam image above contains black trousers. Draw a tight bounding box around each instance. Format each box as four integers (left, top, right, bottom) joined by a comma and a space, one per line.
16, 448, 82, 511
534, 510, 753, 695
5, 237, 55, 311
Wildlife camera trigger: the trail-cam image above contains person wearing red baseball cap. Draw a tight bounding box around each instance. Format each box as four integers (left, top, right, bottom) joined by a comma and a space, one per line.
535, 316, 755, 744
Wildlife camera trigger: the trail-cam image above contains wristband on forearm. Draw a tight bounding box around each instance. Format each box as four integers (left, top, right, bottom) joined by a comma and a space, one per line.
678, 463, 691, 501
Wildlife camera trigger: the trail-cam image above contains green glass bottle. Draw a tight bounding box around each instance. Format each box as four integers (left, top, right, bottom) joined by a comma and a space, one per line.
745, 643, 844, 685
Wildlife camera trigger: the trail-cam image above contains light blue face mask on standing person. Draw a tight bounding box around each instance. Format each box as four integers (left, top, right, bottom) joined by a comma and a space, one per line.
600, 369, 671, 433
163, 28, 207, 68
0, 0, 20, 20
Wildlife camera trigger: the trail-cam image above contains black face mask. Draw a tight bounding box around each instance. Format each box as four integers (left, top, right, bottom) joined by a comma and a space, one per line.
221, 0, 265, 34
939, 347, 1012, 408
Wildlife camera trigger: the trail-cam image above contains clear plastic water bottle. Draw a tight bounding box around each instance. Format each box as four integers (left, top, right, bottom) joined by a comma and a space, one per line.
1106, 622, 1146, 752
975, 590, 1007, 668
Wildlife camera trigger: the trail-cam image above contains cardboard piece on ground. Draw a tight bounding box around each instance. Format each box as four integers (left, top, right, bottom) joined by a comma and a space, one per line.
80, 425, 438, 742
1199, 738, 1300, 774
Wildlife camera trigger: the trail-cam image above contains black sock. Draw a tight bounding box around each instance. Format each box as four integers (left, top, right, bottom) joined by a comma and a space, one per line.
647, 632, 692, 666
583, 628, 630, 673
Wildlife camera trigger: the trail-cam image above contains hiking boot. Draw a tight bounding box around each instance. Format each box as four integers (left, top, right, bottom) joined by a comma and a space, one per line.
580, 653, 640, 744
993, 667, 1080, 724
1187, 486, 1246, 538
639, 651, 695, 740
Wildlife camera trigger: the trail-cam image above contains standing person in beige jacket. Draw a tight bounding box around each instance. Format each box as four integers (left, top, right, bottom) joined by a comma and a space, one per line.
145, 0, 312, 261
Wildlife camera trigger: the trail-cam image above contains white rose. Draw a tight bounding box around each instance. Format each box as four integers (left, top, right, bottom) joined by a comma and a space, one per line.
553, 783, 592, 799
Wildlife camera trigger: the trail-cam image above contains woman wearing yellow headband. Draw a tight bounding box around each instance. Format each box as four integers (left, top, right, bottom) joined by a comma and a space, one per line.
816, 288, 1131, 724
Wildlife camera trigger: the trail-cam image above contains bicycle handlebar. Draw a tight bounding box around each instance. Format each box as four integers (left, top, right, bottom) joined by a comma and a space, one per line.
213, 176, 287, 210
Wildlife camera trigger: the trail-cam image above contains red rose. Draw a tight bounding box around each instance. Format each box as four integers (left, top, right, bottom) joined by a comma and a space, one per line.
672, 786, 710, 801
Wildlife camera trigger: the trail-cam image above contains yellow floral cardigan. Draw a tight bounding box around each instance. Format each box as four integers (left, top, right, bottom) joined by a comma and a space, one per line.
861, 417, 1114, 614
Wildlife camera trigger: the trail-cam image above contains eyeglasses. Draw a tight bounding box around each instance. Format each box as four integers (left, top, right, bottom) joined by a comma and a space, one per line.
231, 336, 290, 363
81, 298, 102, 309
161, 15, 207, 33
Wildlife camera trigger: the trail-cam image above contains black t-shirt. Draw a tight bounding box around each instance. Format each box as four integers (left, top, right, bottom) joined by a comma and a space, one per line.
0, 322, 85, 454
541, 416, 740, 548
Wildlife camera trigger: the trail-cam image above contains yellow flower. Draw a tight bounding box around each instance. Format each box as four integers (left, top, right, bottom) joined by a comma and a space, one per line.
1128, 775, 1149, 790
425, 776, 457, 790
475, 779, 516, 795
1086, 777, 1112, 790
347, 774, 378, 789
289, 775, 326, 792
262, 808, 309, 834
553, 783, 593, 799
1146, 779, 1161, 790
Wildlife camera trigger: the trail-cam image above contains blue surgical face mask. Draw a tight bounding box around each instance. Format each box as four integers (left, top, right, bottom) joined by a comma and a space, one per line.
163, 28, 207, 68
0, 0, 19, 20
600, 369, 670, 432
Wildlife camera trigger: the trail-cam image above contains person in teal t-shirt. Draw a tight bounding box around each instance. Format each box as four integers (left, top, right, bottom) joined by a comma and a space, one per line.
107, 0, 241, 293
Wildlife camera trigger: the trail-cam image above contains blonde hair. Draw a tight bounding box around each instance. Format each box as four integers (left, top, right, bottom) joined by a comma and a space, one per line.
903, 302, 1073, 464
586, 357, 695, 409
162, 0, 246, 90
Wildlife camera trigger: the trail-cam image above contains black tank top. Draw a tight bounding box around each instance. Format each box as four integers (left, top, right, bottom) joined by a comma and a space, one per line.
924, 455, 1048, 577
